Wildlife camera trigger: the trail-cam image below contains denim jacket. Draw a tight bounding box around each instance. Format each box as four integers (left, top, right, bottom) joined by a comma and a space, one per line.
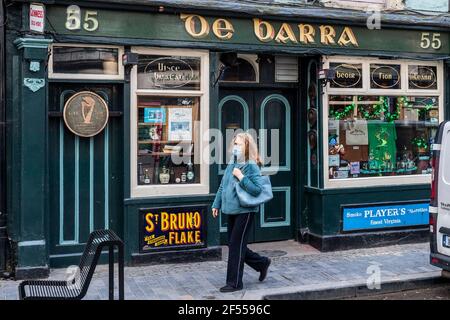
212, 160, 263, 214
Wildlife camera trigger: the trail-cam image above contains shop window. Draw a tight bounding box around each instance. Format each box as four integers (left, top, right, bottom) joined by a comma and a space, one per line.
323, 57, 442, 187
50, 45, 123, 79
328, 95, 439, 180
131, 48, 209, 197
137, 96, 200, 185
220, 56, 258, 82
137, 55, 201, 90
408, 65, 438, 90
329, 63, 362, 89
370, 64, 401, 89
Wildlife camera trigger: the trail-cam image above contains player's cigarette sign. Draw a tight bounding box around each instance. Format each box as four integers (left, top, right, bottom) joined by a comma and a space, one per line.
140, 206, 206, 252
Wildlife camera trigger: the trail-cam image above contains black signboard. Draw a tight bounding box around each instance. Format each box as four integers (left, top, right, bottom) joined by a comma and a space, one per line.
370, 64, 401, 89
330, 63, 362, 88
408, 65, 437, 90
140, 205, 207, 253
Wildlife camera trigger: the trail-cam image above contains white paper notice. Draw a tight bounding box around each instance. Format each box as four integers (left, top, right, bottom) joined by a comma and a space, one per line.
30, 3, 45, 33
168, 108, 192, 141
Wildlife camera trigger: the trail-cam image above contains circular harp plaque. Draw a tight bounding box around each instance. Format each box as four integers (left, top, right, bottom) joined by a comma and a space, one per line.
63, 91, 109, 137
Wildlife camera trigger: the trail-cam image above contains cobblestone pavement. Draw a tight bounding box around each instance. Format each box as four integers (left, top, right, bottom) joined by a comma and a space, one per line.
0, 241, 440, 300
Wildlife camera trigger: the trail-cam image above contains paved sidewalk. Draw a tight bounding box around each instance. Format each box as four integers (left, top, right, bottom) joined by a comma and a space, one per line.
0, 241, 440, 300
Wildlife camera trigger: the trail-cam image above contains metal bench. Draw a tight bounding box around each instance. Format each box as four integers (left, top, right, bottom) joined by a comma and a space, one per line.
18, 229, 124, 300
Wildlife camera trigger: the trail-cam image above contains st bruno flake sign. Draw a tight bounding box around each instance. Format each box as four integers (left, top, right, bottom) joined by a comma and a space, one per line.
140, 205, 207, 252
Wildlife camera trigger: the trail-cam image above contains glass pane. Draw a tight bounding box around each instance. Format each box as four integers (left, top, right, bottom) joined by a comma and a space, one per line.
328, 95, 439, 179
408, 65, 438, 90
52, 46, 119, 75
330, 63, 363, 89
220, 100, 245, 171
263, 99, 287, 167
137, 96, 200, 185
137, 55, 201, 90
370, 64, 401, 89
220, 58, 256, 82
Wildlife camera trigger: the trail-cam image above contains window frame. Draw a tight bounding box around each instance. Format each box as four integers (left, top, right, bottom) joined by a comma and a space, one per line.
130, 47, 210, 198
322, 55, 444, 189
48, 43, 124, 80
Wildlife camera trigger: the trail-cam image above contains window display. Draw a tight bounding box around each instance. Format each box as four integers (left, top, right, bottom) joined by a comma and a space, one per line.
137, 96, 200, 185
328, 95, 439, 179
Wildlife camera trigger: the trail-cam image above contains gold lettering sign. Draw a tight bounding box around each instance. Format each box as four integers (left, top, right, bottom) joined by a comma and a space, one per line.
180, 13, 210, 38
330, 63, 362, 88
63, 91, 109, 137
408, 65, 437, 89
370, 64, 401, 89
140, 206, 206, 252
180, 14, 359, 47
212, 18, 234, 40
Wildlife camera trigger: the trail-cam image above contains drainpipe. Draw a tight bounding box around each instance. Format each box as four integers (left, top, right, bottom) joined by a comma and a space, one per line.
0, 0, 9, 277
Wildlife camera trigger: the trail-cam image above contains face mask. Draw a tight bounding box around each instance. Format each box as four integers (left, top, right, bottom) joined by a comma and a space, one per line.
232, 145, 243, 162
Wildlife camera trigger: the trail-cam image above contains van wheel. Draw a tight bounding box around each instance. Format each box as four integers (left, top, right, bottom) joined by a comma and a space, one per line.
441, 270, 450, 279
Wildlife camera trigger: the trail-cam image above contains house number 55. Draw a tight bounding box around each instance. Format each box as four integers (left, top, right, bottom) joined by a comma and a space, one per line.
65, 5, 99, 32
420, 32, 441, 50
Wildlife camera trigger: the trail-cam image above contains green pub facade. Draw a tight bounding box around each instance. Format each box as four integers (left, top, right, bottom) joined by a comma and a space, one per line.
4, 0, 450, 278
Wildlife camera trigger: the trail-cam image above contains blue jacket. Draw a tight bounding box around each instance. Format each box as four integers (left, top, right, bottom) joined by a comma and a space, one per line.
212, 160, 263, 214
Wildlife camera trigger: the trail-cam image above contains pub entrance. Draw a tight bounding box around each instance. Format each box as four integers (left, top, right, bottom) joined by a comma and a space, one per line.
218, 88, 295, 243
216, 53, 299, 244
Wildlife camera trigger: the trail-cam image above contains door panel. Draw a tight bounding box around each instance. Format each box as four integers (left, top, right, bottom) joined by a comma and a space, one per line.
218, 88, 295, 243
254, 91, 294, 242
48, 84, 123, 265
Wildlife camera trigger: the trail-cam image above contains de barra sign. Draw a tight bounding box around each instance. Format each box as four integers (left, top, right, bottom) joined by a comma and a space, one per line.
342, 202, 429, 231
48, 5, 447, 54
140, 206, 206, 252
180, 14, 359, 47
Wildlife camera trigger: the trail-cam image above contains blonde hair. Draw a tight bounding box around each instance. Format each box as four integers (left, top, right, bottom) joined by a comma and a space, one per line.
231, 132, 263, 166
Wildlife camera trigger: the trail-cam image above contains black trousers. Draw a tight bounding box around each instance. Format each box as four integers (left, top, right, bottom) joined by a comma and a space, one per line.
226, 212, 268, 288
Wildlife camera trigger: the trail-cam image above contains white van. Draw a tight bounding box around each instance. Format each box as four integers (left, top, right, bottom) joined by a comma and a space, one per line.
430, 121, 450, 274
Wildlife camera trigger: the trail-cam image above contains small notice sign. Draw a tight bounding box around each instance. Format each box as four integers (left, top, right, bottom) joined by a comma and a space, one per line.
30, 3, 45, 33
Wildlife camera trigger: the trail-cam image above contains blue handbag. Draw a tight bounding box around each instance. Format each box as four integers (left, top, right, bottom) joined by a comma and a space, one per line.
235, 175, 273, 207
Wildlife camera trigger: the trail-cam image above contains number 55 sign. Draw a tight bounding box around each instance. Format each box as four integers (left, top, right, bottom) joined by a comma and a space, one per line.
65, 5, 99, 32
420, 32, 442, 50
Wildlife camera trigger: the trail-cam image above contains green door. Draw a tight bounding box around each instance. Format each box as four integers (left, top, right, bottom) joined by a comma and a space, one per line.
218, 88, 295, 243
48, 84, 123, 267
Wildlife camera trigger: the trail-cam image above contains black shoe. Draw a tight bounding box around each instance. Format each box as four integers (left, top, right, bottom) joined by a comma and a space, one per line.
259, 258, 271, 282
219, 285, 243, 293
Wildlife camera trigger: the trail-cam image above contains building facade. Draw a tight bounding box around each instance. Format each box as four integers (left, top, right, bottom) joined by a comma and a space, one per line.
4, 0, 450, 278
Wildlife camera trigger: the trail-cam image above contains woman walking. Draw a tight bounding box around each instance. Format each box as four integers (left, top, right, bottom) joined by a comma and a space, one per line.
212, 132, 271, 293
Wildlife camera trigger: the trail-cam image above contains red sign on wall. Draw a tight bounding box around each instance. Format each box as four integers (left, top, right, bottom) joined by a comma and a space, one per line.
30, 3, 45, 33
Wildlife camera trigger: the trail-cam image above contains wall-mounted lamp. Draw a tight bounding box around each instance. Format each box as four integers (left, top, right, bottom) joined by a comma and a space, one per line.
318, 68, 335, 87
122, 52, 139, 80
212, 52, 238, 87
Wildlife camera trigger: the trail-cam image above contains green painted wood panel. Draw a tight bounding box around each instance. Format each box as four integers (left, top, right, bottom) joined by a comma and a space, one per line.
47, 84, 123, 266
45, 5, 450, 55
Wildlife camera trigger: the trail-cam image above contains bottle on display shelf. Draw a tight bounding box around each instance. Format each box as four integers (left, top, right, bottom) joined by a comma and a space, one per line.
138, 162, 144, 183
186, 160, 195, 183
144, 169, 151, 184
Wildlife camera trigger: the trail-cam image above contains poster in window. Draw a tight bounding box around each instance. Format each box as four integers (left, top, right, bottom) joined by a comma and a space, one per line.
168, 108, 192, 141
144, 107, 166, 124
